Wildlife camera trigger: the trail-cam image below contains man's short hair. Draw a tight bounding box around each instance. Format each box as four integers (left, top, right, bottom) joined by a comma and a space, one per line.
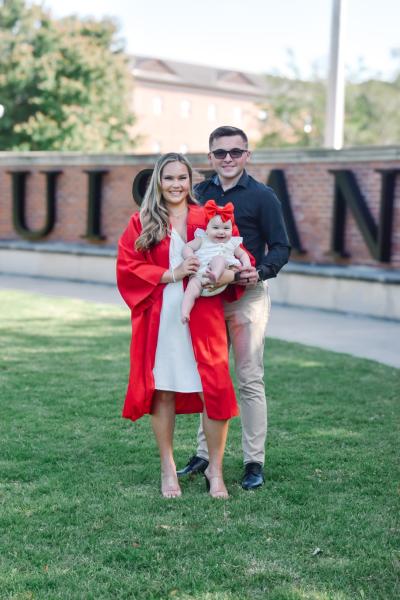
209, 126, 248, 149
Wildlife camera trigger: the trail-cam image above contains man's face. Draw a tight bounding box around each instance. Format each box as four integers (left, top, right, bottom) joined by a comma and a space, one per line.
208, 134, 250, 182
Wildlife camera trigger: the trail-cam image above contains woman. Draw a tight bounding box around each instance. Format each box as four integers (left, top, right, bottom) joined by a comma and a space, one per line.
117, 153, 240, 499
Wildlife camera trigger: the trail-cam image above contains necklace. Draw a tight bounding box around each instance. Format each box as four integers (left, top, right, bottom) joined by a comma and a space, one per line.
169, 207, 188, 218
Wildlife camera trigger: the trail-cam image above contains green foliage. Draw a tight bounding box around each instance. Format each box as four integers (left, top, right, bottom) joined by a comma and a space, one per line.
345, 79, 400, 145
257, 76, 325, 148
0, 0, 135, 151
257, 72, 400, 149
1, 290, 399, 599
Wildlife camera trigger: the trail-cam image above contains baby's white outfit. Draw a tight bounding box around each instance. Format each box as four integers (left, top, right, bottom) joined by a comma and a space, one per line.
192, 228, 242, 296
194, 228, 243, 275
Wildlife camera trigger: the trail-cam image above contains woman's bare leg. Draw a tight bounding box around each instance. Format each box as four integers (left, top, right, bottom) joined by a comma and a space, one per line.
201, 397, 229, 499
151, 390, 181, 498
181, 277, 203, 323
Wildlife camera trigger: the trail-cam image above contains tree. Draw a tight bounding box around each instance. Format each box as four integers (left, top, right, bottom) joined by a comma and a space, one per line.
0, 0, 135, 151
257, 51, 400, 149
256, 75, 326, 149
344, 78, 400, 146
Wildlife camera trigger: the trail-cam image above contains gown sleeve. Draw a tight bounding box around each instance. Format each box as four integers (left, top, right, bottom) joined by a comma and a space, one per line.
116, 215, 167, 315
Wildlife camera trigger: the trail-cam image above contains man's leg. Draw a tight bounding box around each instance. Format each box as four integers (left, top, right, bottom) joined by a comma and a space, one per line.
224, 283, 270, 476
196, 413, 209, 460
197, 283, 269, 462
179, 283, 270, 480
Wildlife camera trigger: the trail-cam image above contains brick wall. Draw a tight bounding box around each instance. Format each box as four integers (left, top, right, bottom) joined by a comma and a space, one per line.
1, 148, 399, 268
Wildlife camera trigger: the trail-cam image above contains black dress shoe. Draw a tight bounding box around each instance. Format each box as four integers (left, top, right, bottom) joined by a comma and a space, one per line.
241, 462, 265, 490
176, 455, 209, 478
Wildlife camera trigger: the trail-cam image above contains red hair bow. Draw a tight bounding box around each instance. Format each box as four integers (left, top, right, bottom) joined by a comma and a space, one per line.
204, 199, 235, 224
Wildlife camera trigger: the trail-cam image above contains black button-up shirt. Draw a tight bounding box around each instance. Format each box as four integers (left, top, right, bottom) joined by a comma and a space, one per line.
194, 170, 291, 280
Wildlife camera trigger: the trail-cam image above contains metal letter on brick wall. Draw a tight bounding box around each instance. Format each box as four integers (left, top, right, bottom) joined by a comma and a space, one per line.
267, 169, 305, 255
330, 169, 400, 262
82, 170, 108, 241
132, 169, 153, 206
9, 170, 62, 240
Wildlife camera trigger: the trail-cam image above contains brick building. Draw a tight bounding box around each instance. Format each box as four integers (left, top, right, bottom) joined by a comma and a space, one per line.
131, 56, 268, 153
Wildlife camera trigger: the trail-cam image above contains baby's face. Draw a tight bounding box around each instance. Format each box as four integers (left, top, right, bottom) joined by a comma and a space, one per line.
206, 216, 233, 243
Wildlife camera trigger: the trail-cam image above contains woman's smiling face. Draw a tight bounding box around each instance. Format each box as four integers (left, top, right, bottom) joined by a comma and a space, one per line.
160, 161, 190, 208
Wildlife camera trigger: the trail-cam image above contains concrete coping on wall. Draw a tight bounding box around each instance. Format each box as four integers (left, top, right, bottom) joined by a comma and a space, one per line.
1, 145, 400, 166
283, 262, 400, 284
0, 239, 117, 257
1, 240, 399, 284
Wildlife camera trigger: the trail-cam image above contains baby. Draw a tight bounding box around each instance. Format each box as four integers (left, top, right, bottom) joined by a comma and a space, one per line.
181, 199, 251, 323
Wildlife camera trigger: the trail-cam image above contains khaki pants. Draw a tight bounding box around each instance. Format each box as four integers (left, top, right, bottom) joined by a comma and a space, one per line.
196, 282, 270, 465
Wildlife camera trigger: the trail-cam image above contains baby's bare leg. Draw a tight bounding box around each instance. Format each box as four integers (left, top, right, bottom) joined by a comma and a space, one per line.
181, 277, 203, 323
206, 256, 226, 283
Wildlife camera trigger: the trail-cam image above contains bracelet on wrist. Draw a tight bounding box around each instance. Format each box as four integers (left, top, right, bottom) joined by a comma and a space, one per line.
171, 268, 176, 283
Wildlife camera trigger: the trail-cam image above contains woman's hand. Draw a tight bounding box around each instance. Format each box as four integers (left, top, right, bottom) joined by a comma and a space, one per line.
174, 256, 200, 280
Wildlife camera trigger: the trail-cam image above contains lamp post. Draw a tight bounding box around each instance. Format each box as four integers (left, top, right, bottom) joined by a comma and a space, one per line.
324, 0, 347, 149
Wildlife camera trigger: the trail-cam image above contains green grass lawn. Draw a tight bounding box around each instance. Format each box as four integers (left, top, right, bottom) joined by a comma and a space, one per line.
0, 290, 399, 600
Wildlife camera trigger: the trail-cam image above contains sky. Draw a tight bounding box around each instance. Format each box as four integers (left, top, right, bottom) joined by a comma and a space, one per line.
37, 0, 400, 81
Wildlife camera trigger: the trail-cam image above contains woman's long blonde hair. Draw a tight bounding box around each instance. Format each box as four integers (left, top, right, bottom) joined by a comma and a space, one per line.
135, 153, 197, 251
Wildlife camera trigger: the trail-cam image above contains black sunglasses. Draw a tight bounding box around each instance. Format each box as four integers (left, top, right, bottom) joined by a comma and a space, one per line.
210, 148, 248, 159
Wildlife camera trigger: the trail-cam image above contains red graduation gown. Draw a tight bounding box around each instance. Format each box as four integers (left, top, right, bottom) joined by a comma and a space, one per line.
116, 204, 240, 422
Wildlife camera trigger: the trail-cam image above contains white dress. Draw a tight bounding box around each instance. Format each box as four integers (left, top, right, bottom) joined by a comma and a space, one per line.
153, 228, 203, 392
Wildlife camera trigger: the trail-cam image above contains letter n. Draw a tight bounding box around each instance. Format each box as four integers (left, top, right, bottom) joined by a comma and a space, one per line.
9, 170, 61, 240
330, 169, 400, 263
267, 169, 305, 254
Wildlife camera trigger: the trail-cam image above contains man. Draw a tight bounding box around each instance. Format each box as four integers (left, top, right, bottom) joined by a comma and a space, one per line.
177, 126, 291, 490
